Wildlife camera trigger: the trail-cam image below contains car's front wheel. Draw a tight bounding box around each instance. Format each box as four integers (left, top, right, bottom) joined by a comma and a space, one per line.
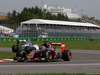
17, 57, 25, 62
16, 51, 26, 62
12, 45, 19, 52
43, 50, 53, 62
45, 51, 52, 62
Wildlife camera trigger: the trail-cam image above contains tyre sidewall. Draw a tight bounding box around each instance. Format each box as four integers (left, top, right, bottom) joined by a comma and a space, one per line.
43, 50, 52, 62
62, 50, 71, 61
12, 45, 19, 52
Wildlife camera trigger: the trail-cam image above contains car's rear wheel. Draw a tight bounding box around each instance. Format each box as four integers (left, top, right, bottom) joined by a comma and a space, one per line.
25, 46, 31, 54
62, 50, 71, 61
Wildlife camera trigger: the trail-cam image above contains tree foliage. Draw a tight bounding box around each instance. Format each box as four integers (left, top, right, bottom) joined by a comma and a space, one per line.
0, 6, 100, 25
82, 15, 100, 24
0, 6, 70, 25
2, 6, 100, 25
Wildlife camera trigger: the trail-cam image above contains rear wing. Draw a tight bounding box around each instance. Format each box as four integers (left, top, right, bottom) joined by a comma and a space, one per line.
19, 40, 26, 43
17, 40, 27, 46
50, 43, 65, 52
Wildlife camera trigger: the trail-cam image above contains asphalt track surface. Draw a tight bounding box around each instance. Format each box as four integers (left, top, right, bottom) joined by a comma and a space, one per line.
0, 48, 100, 74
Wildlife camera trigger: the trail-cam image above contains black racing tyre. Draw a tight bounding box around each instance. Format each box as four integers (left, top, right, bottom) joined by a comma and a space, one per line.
17, 57, 25, 62
62, 50, 71, 61
25, 46, 31, 54
17, 51, 26, 62
12, 45, 19, 52
45, 51, 52, 62
16, 50, 26, 58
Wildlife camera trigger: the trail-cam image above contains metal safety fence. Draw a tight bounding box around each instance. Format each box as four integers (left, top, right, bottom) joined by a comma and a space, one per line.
1, 24, 100, 38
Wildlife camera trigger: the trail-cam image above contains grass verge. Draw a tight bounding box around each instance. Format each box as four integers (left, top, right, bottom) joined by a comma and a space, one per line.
0, 40, 100, 50
0, 52, 15, 59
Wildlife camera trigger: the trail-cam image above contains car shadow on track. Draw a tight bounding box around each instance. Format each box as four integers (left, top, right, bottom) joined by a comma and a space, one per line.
12, 59, 63, 63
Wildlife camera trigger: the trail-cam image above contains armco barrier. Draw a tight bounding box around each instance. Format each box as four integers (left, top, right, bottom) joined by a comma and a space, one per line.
0, 37, 95, 41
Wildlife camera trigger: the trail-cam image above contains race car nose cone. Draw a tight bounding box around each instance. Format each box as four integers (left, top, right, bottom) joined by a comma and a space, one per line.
27, 54, 34, 59
27, 56, 33, 59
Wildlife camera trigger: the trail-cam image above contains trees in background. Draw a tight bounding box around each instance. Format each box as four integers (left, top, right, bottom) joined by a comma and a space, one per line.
82, 15, 100, 25
2, 6, 100, 25
0, 6, 70, 25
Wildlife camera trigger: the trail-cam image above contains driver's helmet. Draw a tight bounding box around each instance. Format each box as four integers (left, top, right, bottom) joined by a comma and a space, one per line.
43, 43, 49, 48
41, 46, 46, 50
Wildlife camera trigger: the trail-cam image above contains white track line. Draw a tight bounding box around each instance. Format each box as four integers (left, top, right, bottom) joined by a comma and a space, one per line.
0, 63, 100, 67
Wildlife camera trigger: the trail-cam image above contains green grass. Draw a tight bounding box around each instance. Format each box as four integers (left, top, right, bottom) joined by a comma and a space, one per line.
63, 40, 100, 50
0, 52, 16, 59
0, 40, 100, 50
0, 73, 98, 75
0, 41, 16, 48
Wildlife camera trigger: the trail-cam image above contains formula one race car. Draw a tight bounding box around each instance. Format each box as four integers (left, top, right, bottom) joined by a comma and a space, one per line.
12, 40, 71, 62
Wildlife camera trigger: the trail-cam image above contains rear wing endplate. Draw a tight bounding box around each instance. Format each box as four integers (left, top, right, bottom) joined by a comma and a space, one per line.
50, 43, 65, 52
